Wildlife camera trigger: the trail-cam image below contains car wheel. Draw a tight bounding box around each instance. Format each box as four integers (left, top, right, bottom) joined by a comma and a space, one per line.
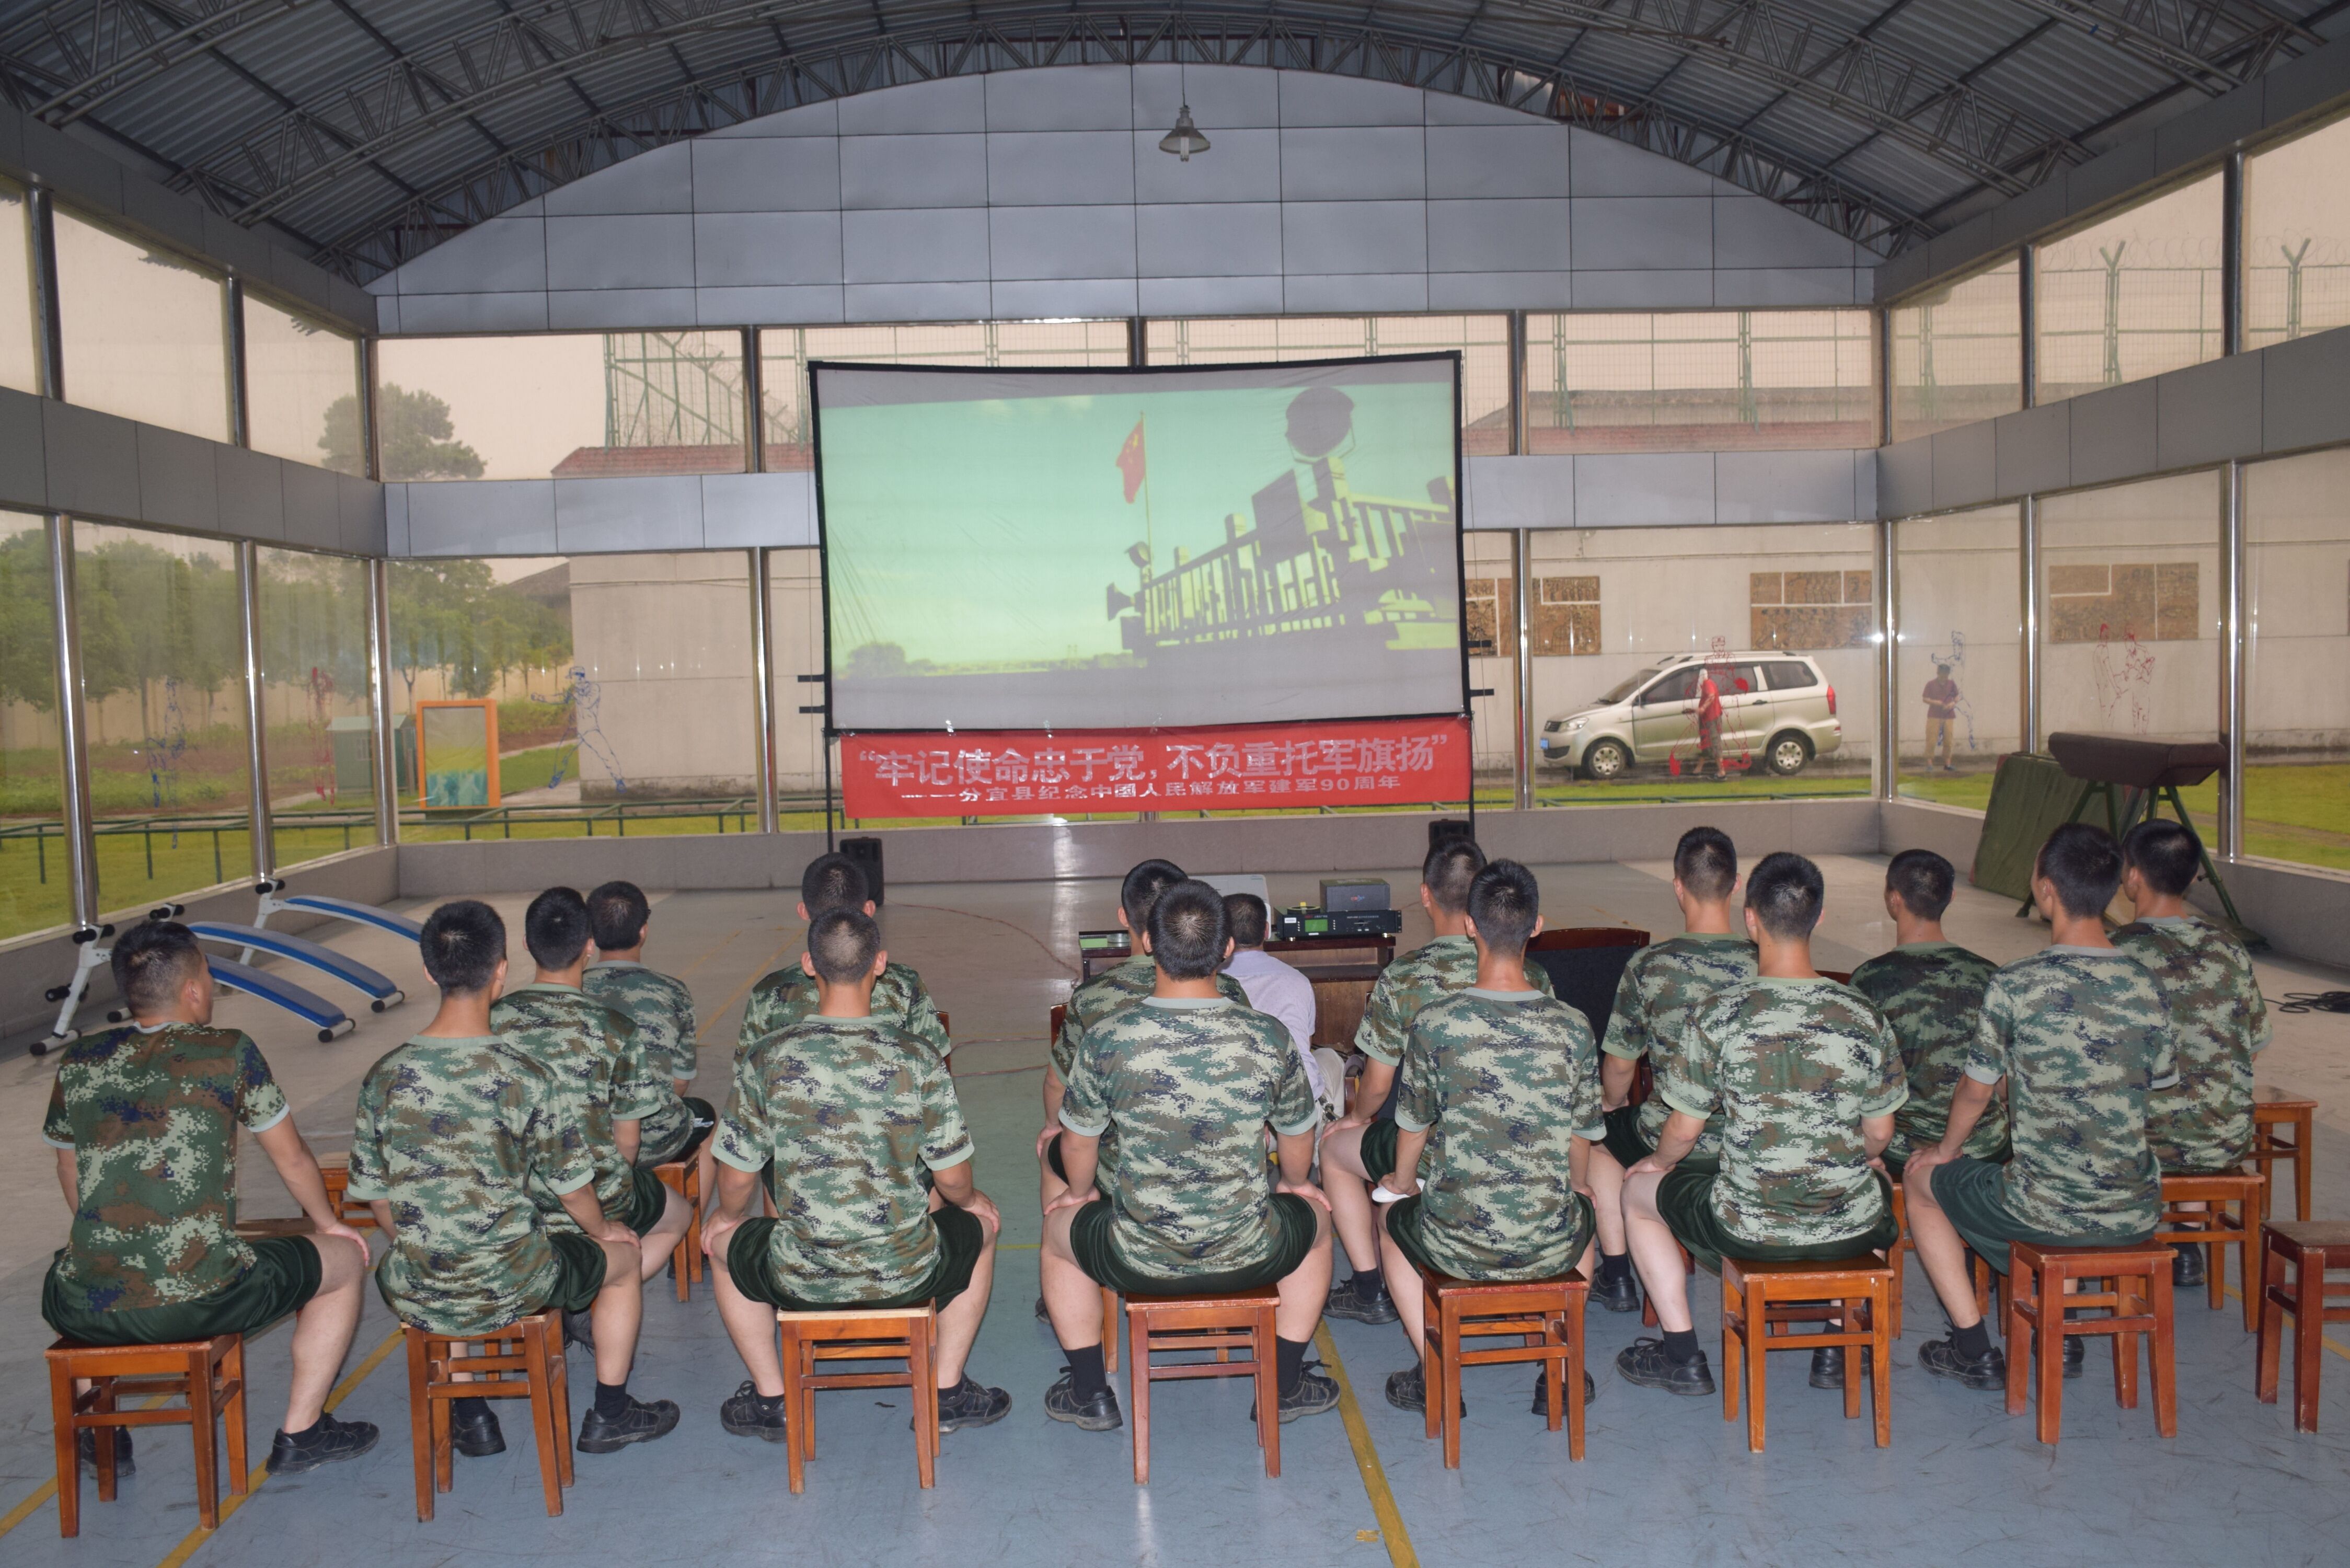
1581, 739, 1630, 781
1765, 732, 1812, 776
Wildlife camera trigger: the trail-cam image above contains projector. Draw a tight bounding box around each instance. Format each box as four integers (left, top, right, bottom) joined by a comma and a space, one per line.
1274, 907, 1404, 940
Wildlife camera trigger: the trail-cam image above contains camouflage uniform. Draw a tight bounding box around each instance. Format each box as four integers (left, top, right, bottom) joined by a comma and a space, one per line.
584, 961, 703, 1163
738, 959, 948, 1065
1052, 955, 1247, 1085
40, 1024, 288, 1314
2115, 915, 2271, 1173
1600, 933, 1759, 1160
716, 1018, 972, 1305
1059, 997, 1319, 1279
1848, 943, 2007, 1168
1661, 978, 1907, 1247
491, 982, 664, 1224
346, 1034, 597, 1336
1964, 947, 2177, 1240
1390, 990, 1605, 1281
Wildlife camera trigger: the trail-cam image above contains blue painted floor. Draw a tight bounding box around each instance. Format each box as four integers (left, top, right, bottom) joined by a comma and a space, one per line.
1, 857, 2346, 1567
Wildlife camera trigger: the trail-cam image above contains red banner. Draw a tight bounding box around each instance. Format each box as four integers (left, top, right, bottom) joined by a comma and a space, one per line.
840, 716, 1471, 818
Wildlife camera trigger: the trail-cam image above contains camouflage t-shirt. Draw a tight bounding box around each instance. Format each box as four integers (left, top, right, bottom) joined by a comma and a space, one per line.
1600, 933, 1760, 1158
716, 1017, 973, 1305
1662, 979, 1907, 1247
1849, 942, 2007, 1166
583, 961, 699, 1163
346, 1035, 593, 1336
738, 959, 949, 1066
1052, 956, 1248, 1083
491, 982, 664, 1223
2114, 915, 2270, 1173
1966, 946, 2178, 1239
1354, 935, 1555, 1069
42, 1023, 290, 1314
1059, 997, 1319, 1278
1393, 989, 1605, 1281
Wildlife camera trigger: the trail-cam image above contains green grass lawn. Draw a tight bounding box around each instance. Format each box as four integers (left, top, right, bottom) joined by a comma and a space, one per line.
1901, 761, 2350, 873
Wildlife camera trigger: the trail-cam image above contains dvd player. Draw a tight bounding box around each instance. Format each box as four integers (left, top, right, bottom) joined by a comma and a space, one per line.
1274, 908, 1404, 940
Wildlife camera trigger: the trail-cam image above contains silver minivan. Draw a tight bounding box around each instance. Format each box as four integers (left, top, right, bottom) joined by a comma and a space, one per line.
1535, 652, 1844, 780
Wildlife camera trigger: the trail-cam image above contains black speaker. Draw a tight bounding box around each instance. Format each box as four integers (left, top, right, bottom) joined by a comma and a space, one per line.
1427, 818, 1475, 854
840, 836, 884, 906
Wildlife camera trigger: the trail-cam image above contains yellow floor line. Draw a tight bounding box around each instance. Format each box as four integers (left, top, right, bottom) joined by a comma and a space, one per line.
151, 1324, 405, 1568
0, 1391, 179, 1545
695, 938, 791, 1050
1313, 1323, 1419, 1568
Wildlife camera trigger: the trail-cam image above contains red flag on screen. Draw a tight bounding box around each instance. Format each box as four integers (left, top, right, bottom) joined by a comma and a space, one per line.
1116, 418, 1147, 503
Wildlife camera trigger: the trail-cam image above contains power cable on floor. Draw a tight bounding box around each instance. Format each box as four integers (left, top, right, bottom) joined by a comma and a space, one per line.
2271, 993, 2350, 1015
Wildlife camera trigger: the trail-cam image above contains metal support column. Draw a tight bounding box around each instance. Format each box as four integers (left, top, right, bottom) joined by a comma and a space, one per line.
1876, 519, 1897, 800
1128, 316, 1147, 368
30, 183, 62, 400
2018, 246, 2037, 409
2221, 154, 2245, 359
1512, 528, 1533, 810
750, 547, 779, 834
2220, 462, 2246, 861
237, 541, 274, 882
1507, 312, 1527, 456
225, 276, 250, 449
47, 515, 98, 927
359, 336, 382, 480
366, 557, 399, 845
2019, 497, 2042, 751
741, 326, 764, 472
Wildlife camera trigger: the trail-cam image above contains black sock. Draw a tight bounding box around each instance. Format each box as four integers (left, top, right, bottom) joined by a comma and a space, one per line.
280, 1415, 321, 1442
452, 1397, 491, 1423
1352, 1266, 1384, 1296
756, 1389, 788, 1414
1064, 1343, 1108, 1400
1951, 1319, 1992, 1359
1276, 1335, 1311, 1397
594, 1381, 631, 1420
1598, 1251, 1632, 1285
1661, 1329, 1700, 1365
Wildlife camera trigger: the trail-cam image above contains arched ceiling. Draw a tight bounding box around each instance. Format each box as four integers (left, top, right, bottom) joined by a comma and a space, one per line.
0, 0, 2339, 285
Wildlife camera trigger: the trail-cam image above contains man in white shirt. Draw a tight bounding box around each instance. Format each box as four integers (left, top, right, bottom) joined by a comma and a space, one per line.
1222, 894, 1334, 1117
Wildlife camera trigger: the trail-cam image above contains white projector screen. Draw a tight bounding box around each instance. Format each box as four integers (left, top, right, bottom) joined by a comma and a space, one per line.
813, 355, 1465, 732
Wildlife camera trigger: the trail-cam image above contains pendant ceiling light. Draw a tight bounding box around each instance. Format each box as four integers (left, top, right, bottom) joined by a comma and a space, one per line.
1158, 45, 1208, 160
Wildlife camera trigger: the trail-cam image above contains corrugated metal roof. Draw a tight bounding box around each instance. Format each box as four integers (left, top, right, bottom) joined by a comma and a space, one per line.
0, 0, 2336, 281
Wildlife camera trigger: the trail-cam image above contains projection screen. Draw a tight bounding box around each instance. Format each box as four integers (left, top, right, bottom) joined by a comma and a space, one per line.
813, 355, 1464, 733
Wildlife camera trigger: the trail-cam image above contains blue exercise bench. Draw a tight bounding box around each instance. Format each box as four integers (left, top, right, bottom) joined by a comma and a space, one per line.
252, 879, 424, 942
36, 923, 357, 1052
170, 910, 407, 1015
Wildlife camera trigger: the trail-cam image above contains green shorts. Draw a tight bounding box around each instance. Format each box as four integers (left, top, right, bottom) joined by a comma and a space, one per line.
1656, 1170, 1898, 1277
1358, 1119, 1402, 1183
43, 1238, 322, 1345
1384, 1193, 1595, 1286
1927, 1155, 2150, 1276
613, 1164, 671, 1233
727, 1206, 987, 1313
1068, 1194, 1318, 1298
1599, 1105, 1720, 1175
641, 1097, 717, 1167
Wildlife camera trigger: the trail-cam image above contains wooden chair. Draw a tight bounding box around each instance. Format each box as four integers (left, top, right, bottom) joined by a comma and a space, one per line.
2255, 1221, 2350, 1433
1720, 1255, 1892, 1452
313, 1151, 377, 1229
775, 1304, 940, 1495
2251, 1090, 2318, 1222
1419, 1270, 1589, 1468
1884, 1184, 1998, 1339
47, 1334, 246, 1537
2155, 1171, 2265, 1330
405, 1311, 572, 1521
651, 1157, 703, 1303
2003, 1240, 2176, 1444
1121, 1288, 1281, 1484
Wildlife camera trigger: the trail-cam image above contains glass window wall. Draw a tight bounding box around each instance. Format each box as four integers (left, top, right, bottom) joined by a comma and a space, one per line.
2033, 173, 2224, 407
246, 295, 366, 475
1523, 310, 1874, 454
2243, 446, 2350, 873
54, 211, 230, 442
257, 548, 373, 869
1, 511, 66, 939
72, 522, 249, 911
2245, 111, 2350, 350
1893, 506, 2021, 812
0, 180, 38, 396
1890, 260, 2021, 442
1525, 522, 1877, 802
1146, 316, 1513, 454
1464, 531, 1518, 803
374, 332, 747, 481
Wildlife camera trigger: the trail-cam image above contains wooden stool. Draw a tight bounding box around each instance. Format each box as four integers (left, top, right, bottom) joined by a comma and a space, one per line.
2003, 1240, 2176, 1444
2155, 1171, 2265, 1330
1720, 1255, 1892, 1452
2255, 1221, 2350, 1432
2251, 1091, 2318, 1222
1420, 1271, 1589, 1468
404, 1312, 572, 1521
1100, 1285, 1120, 1374
1121, 1287, 1281, 1484
775, 1304, 940, 1495
651, 1157, 702, 1302
46, 1334, 245, 1537
313, 1151, 377, 1229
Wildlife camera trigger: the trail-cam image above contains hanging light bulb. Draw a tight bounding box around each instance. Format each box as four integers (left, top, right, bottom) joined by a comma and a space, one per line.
1159, 102, 1209, 161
